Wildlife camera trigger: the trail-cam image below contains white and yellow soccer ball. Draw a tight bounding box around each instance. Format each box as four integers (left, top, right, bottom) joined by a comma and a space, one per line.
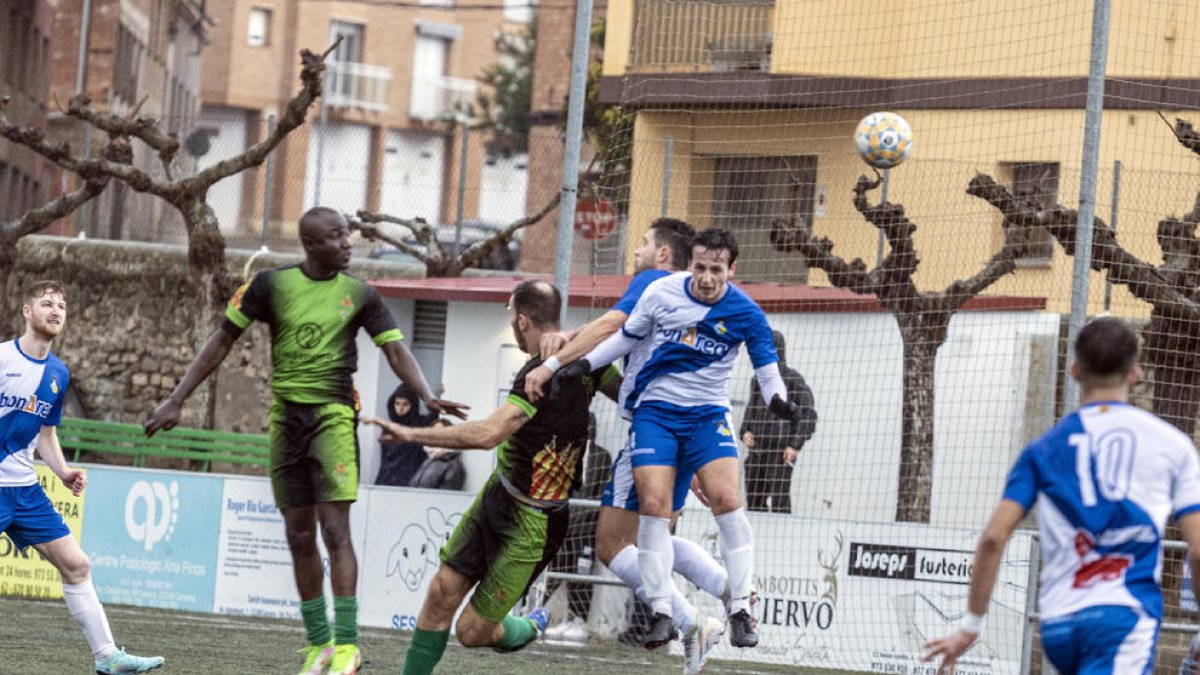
854, 112, 912, 169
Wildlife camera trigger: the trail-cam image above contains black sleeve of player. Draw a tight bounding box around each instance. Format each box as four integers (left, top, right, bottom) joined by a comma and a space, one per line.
357, 285, 399, 338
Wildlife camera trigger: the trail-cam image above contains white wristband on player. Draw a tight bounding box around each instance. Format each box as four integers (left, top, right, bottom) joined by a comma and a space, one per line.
962, 612, 985, 635
542, 355, 562, 373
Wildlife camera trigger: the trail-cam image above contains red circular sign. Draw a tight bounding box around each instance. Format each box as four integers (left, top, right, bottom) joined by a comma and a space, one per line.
574, 197, 617, 241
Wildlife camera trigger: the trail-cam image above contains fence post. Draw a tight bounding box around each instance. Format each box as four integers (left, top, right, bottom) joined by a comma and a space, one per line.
553, 0, 596, 322
1020, 533, 1041, 675
454, 121, 470, 254
661, 136, 673, 217
261, 114, 277, 251
1103, 159, 1121, 313
1063, 0, 1112, 406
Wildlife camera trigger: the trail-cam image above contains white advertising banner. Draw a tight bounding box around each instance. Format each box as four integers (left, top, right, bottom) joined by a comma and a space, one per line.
673, 510, 1034, 674
212, 477, 368, 618
357, 487, 475, 630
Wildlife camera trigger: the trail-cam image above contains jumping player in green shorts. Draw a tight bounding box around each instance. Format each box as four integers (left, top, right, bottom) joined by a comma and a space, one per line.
144, 207, 466, 675
362, 280, 619, 675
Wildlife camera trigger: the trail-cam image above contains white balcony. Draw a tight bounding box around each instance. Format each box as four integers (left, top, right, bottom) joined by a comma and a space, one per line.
325, 61, 392, 112
410, 76, 477, 121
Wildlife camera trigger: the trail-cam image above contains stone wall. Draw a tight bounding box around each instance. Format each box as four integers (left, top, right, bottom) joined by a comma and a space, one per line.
4, 236, 426, 434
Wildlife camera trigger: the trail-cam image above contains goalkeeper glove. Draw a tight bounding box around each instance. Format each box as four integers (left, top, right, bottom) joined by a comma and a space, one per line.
769, 394, 800, 421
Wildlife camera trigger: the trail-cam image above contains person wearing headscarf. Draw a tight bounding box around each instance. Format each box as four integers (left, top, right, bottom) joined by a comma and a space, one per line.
375, 384, 438, 486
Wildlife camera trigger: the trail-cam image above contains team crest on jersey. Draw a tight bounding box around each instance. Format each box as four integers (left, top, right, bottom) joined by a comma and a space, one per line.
50, 377, 58, 395
339, 295, 355, 320
716, 422, 732, 437
716, 321, 728, 335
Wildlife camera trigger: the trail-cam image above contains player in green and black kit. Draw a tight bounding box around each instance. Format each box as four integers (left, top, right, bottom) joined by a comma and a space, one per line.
145, 207, 466, 675
362, 280, 619, 675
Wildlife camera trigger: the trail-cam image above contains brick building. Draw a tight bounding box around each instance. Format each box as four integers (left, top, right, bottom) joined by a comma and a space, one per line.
0, 0, 57, 225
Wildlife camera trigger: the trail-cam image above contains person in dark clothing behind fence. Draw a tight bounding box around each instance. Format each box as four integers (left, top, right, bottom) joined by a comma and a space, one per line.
408, 420, 466, 491
739, 330, 817, 514
376, 384, 438, 486
542, 413, 613, 644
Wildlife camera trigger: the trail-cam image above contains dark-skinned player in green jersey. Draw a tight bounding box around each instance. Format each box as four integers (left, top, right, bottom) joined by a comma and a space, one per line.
144, 207, 467, 675
362, 280, 620, 675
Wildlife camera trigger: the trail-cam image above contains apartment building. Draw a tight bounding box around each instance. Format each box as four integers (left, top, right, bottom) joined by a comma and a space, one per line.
600, 0, 1200, 312
48, 0, 208, 240
0, 0, 56, 225
199, 0, 533, 243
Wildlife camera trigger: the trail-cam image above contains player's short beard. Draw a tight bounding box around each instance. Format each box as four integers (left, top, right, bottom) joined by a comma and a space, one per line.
511, 317, 527, 353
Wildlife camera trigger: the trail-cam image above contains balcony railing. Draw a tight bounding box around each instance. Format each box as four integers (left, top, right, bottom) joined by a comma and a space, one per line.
630, 0, 773, 72
326, 61, 392, 112
410, 76, 478, 121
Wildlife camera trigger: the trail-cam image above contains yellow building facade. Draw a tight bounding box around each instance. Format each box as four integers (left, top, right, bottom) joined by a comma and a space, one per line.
600, 0, 1200, 315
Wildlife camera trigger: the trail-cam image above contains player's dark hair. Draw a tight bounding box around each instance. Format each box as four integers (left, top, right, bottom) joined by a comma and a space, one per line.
24, 280, 65, 305
692, 227, 739, 264
649, 217, 696, 271
511, 280, 561, 329
1075, 317, 1138, 385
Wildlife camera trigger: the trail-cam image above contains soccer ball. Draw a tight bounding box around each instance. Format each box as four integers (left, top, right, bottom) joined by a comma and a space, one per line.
854, 112, 912, 169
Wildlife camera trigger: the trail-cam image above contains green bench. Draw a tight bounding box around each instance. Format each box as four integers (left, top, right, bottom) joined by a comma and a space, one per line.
58, 417, 270, 471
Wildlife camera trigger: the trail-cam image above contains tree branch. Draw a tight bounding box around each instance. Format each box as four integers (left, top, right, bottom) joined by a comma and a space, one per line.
0, 98, 172, 200
967, 173, 1199, 319
451, 192, 562, 274
1167, 115, 1200, 157
347, 215, 437, 267
851, 173, 921, 302
770, 220, 876, 295
64, 93, 181, 170
4, 176, 109, 242
186, 42, 339, 192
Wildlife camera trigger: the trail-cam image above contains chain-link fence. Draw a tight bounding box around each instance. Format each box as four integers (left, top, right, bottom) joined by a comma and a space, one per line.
62, 110, 627, 275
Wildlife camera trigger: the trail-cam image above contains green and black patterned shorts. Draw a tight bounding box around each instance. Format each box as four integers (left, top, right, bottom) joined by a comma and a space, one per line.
268, 399, 358, 509
441, 474, 568, 622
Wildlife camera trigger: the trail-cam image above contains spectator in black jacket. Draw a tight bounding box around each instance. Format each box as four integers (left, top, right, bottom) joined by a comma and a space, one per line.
739, 330, 817, 513
408, 420, 466, 490
375, 384, 438, 486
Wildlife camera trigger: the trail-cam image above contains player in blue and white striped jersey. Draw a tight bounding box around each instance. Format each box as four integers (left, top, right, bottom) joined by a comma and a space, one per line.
925, 318, 1200, 675
558, 228, 802, 651
0, 281, 163, 674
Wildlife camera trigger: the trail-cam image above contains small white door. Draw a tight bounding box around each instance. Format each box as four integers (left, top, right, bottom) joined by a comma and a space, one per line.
304, 122, 372, 213
381, 129, 445, 225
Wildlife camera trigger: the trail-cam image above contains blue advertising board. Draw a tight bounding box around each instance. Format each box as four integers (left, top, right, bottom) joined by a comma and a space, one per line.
81, 467, 223, 612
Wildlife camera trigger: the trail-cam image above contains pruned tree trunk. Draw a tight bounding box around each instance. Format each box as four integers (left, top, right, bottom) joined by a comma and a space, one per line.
896, 314, 948, 522
968, 138, 1200, 437
774, 173, 1036, 522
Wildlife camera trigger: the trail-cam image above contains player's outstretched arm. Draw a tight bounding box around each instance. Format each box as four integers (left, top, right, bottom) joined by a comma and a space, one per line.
527, 310, 627, 402
36, 425, 86, 496
145, 328, 236, 437
924, 499, 1025, 672
381, 341, 469, 419
363, 402, 528, 450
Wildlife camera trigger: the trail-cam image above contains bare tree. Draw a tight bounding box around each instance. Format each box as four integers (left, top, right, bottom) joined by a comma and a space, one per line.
969, 120, 1200, 436
350, 192, 562, 277
0, 44, 337, 310
772, 174, 1042, 523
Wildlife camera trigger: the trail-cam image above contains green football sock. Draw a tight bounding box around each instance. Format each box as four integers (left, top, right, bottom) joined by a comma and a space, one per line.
333, 595, 358, 645
495, 614, 536, 650
402, 628, 449, 675
300, 596, 332, 646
